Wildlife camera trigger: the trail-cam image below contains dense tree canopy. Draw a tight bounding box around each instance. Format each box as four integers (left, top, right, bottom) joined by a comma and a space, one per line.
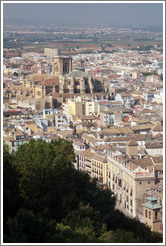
3, 139, 163, 243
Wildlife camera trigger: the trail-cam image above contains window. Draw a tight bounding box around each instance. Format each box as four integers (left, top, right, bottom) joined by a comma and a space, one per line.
145, 210, 147, 218
149, 211, 151, 219
130, 200, 132, 206
155, 211, 158, 220
139, 182, 141, 185
118, 179, 122, 187
130, 189, 133, 196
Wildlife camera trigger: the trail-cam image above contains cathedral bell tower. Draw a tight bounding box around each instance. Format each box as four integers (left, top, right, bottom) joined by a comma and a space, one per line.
52, 56, 72, 76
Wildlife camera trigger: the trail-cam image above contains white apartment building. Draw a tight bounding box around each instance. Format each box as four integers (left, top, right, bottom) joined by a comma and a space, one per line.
107, 153, 156, 218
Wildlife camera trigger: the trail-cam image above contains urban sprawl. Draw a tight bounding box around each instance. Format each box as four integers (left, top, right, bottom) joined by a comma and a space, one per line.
3, 25, 163, 233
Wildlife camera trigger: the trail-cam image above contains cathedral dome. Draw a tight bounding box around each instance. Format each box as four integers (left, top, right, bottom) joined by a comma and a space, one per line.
66, 67, 89, 79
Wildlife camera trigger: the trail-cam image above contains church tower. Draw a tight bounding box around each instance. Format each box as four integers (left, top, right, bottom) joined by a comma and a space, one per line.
52, 56, 72, 76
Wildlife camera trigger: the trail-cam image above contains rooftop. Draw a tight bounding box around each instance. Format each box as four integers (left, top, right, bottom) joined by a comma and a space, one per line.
66, 68, 89, 79
142, 196, 162, 210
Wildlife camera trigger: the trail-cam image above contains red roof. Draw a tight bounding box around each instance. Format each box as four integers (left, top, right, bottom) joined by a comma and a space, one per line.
108, 75, 121, 78
123, 116, 130, 122
98, 101, 110, 105
8, 110, 20, 112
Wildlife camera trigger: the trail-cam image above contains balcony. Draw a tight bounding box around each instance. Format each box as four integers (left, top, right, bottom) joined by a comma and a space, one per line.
86, 164, 91, 169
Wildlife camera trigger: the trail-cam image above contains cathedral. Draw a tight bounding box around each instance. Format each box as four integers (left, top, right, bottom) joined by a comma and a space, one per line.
52, 55, 104, 94
24, 55, 104, 99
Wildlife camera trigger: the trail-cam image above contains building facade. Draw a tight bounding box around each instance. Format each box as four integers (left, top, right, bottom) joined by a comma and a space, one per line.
107, 153, 156, 218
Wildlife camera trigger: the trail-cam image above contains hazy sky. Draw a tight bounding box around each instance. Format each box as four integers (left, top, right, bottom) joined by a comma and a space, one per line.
3, 2, 163, 27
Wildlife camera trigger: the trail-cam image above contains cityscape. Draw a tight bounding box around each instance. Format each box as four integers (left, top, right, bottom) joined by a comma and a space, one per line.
2, 1, 164, 244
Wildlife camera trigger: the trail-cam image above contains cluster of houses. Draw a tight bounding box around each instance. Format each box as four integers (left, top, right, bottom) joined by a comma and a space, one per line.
3, 48, 163, 233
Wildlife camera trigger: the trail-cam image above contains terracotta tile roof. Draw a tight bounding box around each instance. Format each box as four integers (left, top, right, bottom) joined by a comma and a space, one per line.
3, 136, 15, 141
28, 74, 53, 82
100, 126, 134, 136
120, 92, 132, 97
92, 153, 107, 163
127, 140, 138, 146
25, 121, 35, 125
79, 149, 94, 159
99, 128, 121, 136
57, 130, 73, 138
41, 77, 59, 86
82, 133, 95, 141
47, 126, 57, 133
154, 133, 163, 140
128, 158, 154, 169
45, 133, 58, 139
145, 142, 163, 149
14, 131, 25, 136
154, 165, 163, 171
130, 124, 153, 131
118, 127, 133, 134
151, 156, 163, 164
94, 144, 113, 150
81, 122, 92, 127
153, 125, 163, 131
73, 140, 85, 147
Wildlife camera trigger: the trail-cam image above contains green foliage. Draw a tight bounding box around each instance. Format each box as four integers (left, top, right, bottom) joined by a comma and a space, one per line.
3, 142, 21, 227
4, 209, 45, 243
142, 72, 158, 77
13, 72, 19, 76
62, 203, 105, 238
132, 45, 154, 51
4, 139, 163, 243
49, 203, 106, 243
104, 209, 162, 243
99, 229, 142, 243
13, 139, 78, 221
107, 125, 112, 128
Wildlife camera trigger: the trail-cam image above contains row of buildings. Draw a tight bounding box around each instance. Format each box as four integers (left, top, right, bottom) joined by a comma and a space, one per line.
3, 47, 163, 233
